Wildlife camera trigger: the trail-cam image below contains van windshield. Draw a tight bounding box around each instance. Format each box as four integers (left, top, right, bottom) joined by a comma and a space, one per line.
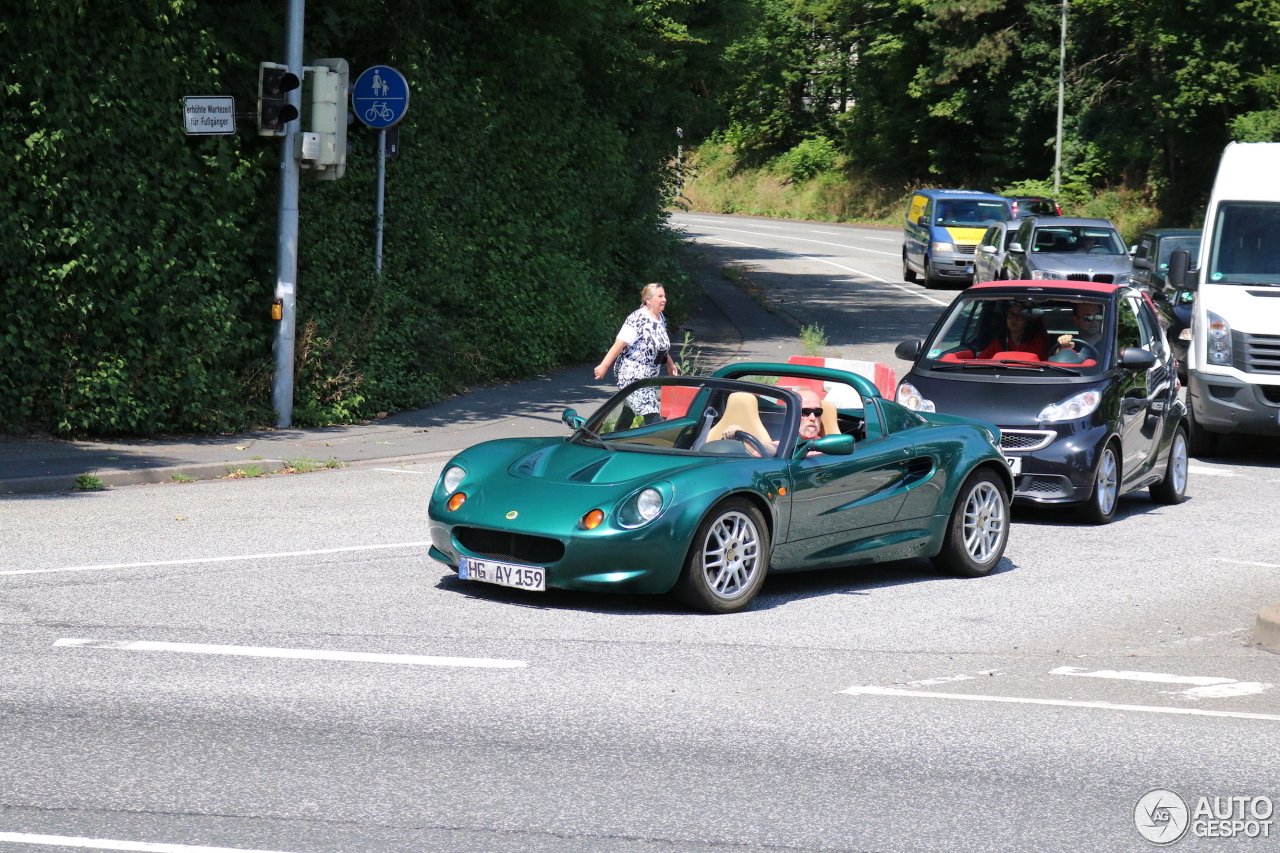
935, 200, 1010, 227
1206, 202, 1280, 284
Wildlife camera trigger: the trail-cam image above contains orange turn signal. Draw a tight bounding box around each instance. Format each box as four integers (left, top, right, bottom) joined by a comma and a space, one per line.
581, 508, 605, 529
447, 492, 467, 511
778, 486, 787, 496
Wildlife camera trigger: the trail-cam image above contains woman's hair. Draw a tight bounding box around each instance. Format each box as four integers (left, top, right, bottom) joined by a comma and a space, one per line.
640, 282, 664, 303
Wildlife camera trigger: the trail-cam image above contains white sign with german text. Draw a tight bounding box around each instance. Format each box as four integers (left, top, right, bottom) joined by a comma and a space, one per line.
182, 96, 236, 135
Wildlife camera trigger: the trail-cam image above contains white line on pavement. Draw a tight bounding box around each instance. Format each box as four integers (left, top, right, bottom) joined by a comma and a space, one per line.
687, 223, 899, 256
373, 467, 433, 474
0, 832, 301, 853
0, 542, 433, 577
1213, 558, 1280, 568
54, 639, 527, 668
841, 685, 1280, 721
1050, 666, 1235, 685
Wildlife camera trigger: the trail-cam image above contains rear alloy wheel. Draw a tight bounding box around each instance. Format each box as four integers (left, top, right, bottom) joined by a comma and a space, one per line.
903, 252, 917, 282
1187, 403, 1219, 458
1079, 444, 1120, 525
674, 498, 770, 614
1150, 425, 1189, 505
931, 469, 1009, 578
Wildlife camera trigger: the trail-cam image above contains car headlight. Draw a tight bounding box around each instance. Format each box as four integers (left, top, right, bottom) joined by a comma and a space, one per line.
930, 242, 955, 253
896, 382, 936, 413
617, 487, 666, 528
442, 465, 465, 494
1029, 269, 1051, 280
1037, 390, 1101, 422
1206, 310, 1232, 365
1114, 272, 1131, 284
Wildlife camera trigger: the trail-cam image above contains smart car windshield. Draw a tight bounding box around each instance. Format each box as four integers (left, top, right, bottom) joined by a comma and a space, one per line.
935, 200, 1010, 227
920, 295, 1112, 376
1206, 202, 1280, 284
1030, 226, 1126, 255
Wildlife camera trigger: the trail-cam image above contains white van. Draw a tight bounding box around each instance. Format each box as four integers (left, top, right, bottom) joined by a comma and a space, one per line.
1168, 142, 1280, 455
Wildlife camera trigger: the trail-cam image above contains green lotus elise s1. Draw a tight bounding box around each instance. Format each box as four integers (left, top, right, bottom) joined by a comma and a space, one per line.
427, 362, 1015, 613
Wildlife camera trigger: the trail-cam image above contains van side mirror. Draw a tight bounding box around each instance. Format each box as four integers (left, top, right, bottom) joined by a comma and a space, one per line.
562, 408, 585, 429
1007, 242, 1024, 254
1120, 347, 1157, 370
805, 434, 855, 456
916, 215, 929, 227
1167, 249, 1193, 291
895, 339, 923, 361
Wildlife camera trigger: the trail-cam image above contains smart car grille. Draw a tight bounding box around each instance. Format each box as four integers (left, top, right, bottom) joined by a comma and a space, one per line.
999, 430, 1056, 451
1065, 273, 1114, 283
1233, 332, 1280, 374
453, 527, 565, 565
1018, 476, 1072, 498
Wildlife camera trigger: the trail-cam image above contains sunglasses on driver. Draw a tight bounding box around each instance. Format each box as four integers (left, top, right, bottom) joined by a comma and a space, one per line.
799, 407, 824, 418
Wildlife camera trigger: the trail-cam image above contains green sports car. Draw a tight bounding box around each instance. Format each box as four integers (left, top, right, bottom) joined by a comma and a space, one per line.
427, 362, 1014, 613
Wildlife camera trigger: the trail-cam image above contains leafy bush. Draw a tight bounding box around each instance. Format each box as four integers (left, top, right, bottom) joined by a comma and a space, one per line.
773, 138, 841, 183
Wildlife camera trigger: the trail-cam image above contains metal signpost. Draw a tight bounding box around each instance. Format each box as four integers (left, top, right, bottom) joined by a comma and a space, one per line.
182, 96, 236, 135
272, 0, 306, 428
351, 65, 409, 274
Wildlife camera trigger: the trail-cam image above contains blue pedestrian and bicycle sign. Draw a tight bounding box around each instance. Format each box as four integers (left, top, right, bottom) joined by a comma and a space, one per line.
351, 65, 409, 129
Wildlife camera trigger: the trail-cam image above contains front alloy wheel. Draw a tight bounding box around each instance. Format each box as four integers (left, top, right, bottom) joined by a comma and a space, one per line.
1080, 444, 1120, 525
931, 469, 1009, 578
674, 498, 770, 613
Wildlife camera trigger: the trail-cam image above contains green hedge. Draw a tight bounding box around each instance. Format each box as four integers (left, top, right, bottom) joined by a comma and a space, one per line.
1, 0, 704, 434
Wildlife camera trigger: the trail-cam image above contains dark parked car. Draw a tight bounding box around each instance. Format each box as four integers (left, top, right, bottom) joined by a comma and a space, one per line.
894, 280, 1188, 524
1133, 229, 1201, 381
1001, 216, 1135, 286
1008, 196, 1063, 218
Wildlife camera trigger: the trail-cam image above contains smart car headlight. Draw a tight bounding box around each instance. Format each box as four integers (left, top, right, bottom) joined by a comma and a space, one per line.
1206, 310, 1232, 365
1037, 390, 1101, 422
442, 465, 465, 494
896, 382, 936, 413
617, 486, 667, 529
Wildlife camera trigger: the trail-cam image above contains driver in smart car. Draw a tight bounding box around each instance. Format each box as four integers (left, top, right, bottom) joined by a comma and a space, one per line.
1052, 302, 1105, 359
724, 388, 826, 457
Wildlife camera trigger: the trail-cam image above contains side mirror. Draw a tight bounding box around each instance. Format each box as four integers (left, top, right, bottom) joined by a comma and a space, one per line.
561, 408, 585, 430
979, 245, 997, 254
1120, 347, 1157, 370
917, 215, 929, 228
1167, 249, 1193, 291
807, 434, 855, 456
1007, 242, 1024, 254
1132, 256, 1152, 271
895, 339, 923, 361
1129, 245, 1138, 255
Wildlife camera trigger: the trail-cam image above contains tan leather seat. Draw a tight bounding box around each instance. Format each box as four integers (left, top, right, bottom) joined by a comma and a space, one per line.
819, 400, 839, 437
706, 392, 772, 445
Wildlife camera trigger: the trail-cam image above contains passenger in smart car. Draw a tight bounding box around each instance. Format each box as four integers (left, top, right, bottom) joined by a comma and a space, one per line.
977, 301, 1048, 359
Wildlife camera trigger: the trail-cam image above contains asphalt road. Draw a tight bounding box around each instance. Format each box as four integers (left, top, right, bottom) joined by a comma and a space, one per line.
3, 214, 1279, 853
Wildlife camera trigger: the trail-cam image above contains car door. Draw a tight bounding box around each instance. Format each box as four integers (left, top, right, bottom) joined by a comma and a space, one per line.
905, 194, 930, 272
1115, 295, 1165, 484
1002, 218, 1034, 279
975, 225, 999, 283
784, 398, 914, 563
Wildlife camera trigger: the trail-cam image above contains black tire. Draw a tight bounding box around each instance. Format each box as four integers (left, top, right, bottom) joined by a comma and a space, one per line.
1078, 443, 1120, 525
922, 258, 940, 289
1150, 425, 1189, 505
673, 498, 770, 613
903, 252, 917, 282
1187, 403, 1218, 458
930, 468, 1010, 578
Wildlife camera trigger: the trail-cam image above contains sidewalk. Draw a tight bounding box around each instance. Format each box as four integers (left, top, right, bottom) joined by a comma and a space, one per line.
0, 252, 799, 496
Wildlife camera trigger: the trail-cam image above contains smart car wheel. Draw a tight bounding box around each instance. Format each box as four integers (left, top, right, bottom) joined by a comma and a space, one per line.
1079, 443, 1120, 525
931, 469, 1009, 578
1149, 425, 1189, 505
674, 498, 770, 614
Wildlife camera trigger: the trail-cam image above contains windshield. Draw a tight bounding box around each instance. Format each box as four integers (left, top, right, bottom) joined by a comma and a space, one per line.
935, 199, 1010, 227
1157, 236, 1200, 270
1030, 225, 1126, 255
921, 295, 1111, 376
1206, 202, 1280, 284
580, 378, 796, 457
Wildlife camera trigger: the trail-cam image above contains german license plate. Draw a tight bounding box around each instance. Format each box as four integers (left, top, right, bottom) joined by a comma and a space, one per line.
1004, 455, 1022, 475
458, 556, 545, 591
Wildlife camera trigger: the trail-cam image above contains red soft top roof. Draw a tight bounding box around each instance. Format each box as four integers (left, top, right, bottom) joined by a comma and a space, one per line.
970, 279, 1122, 295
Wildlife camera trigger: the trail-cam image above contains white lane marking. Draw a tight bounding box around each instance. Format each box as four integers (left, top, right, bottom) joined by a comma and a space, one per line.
841, 685, 1280, 721
0, 542, 433, 577
686, 223, 899, 256
1188, 465, 1240, 477
1050, 666, 1235, 686
903, 674, 975, 687
1183, 682, 1272, 698
373, 467, 432, 475
1213, 558, 1280, 568
0, 832, 300, 852
54, 639, 526, 669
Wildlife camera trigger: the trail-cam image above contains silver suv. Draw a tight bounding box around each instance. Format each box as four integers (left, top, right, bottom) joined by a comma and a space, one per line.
1001, 216, 1134, 284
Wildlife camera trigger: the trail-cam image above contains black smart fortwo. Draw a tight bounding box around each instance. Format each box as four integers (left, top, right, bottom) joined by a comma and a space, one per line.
894, 280, 1189, 524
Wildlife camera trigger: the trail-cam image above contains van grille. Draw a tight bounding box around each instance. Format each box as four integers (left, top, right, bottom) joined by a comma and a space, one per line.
454, 527, 565, 565
956, 244, 977, 255
1233, 332, 1280, 374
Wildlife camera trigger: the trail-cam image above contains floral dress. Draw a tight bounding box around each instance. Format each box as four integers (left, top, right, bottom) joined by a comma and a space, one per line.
613, 307, 670, 416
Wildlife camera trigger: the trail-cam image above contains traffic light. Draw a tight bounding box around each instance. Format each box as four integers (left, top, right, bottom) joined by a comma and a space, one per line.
306, 58, 349, 180
257, 62, 300, 136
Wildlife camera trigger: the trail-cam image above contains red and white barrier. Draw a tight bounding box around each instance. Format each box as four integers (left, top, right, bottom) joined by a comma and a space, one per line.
784, 356, 897, 400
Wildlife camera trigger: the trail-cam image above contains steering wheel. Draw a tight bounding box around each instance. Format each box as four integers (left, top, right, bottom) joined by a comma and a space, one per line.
734, 431, 771, 457
1063, 338, 1100, 361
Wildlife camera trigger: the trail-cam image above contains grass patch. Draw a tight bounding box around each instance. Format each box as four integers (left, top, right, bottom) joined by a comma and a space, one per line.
282, 457, 320, 473
73, 474, 104, 491
720, 265, 746, 282
169, 473, 196, 483
322, 456, 344, 469
799, 324, 828, 356
224, 465, 266, 479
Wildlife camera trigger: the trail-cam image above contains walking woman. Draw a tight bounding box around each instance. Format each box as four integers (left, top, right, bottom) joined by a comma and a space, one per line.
594, 283, 679, 427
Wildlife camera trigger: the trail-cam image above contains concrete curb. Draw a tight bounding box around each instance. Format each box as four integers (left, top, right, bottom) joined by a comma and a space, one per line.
0, 450, 460, 496
1255, 603, 1280, 654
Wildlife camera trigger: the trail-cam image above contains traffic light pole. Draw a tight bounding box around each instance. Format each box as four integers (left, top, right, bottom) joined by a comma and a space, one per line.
272, 0, 305, 428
